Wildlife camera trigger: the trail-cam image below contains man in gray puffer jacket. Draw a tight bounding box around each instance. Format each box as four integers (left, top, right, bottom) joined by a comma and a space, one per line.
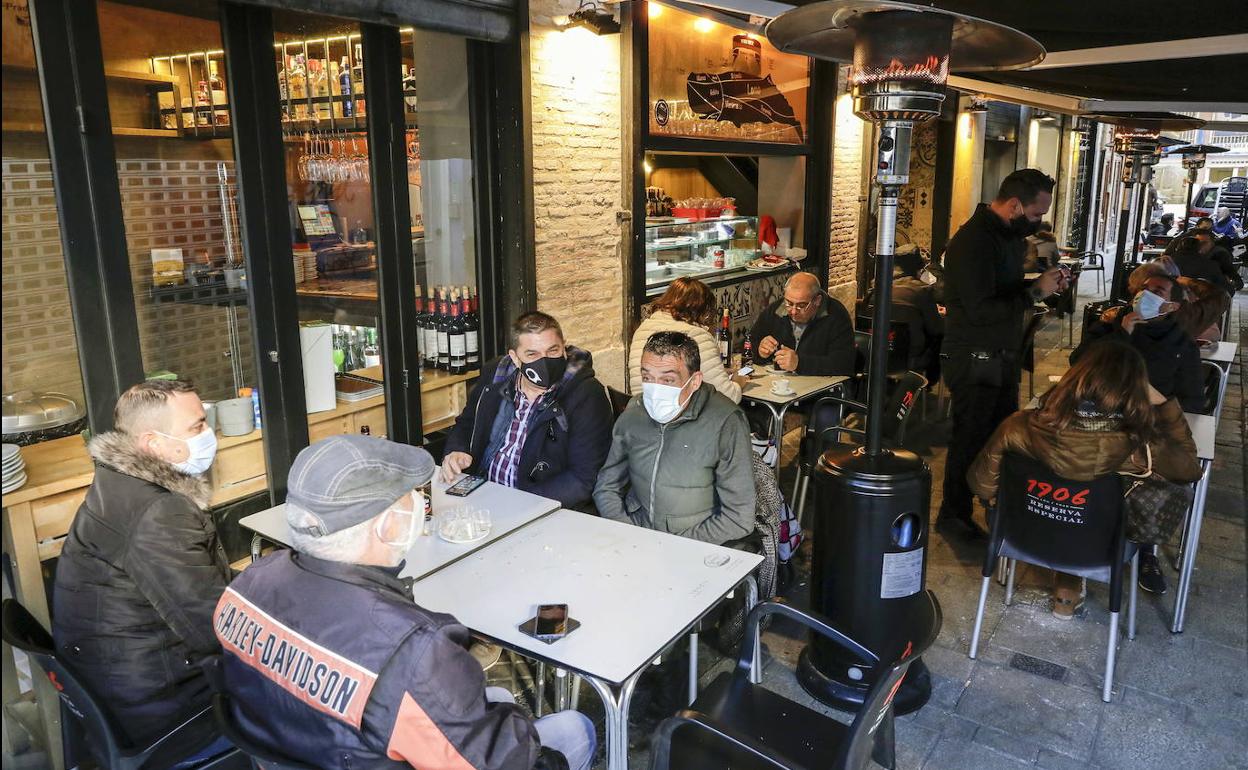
593, 330, 755, 544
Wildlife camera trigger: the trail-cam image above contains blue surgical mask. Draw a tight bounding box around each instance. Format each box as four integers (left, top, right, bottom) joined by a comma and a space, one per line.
642, 376, 694, 424
156, 426, 218, 475
1132, 289, 1168, 320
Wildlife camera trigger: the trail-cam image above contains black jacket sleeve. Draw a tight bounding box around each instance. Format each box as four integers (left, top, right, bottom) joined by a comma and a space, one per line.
444, 378, 489, 460
526, 382, 614, 508
124, 496, 230, 658
749, 310, 778, 366
946, 230, 1033, 328
794, 303, 856, 376
1213, 248, 1244, 291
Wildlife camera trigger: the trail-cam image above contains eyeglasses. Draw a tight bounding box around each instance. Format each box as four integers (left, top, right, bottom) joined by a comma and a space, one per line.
783, 298, 815, 312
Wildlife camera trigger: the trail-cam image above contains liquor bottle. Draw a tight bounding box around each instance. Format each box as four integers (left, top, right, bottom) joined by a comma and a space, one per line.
208, 60, 228, 126
423, 285, 440, 370
462, 288, 480, 371
289, 54, 307, 120
718, 307, 730, 368
310, 59, 331, 120
195, 80, 211, 127
352, 43, 365, 116
339, 56, 353, 118
742, 332, 753, 368
363, 327, 380, 368
436, 288, 451, 371
277, 57, 290, 122
449, 291, 468, 375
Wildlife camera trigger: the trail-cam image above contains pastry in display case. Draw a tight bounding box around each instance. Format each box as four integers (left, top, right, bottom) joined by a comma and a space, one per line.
644, 214, 762, 294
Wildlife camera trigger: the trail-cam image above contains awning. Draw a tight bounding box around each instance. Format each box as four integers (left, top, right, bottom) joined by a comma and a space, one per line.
237, 0, 517, 42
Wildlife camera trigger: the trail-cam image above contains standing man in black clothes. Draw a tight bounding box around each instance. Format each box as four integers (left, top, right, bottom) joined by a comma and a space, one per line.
938, 169, 1069, 538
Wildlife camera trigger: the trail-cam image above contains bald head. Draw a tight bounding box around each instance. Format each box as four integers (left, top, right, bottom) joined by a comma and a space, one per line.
783, 272, 823, 324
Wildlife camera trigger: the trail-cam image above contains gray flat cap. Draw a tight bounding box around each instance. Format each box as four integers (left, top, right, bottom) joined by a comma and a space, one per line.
286, 434, 435, 537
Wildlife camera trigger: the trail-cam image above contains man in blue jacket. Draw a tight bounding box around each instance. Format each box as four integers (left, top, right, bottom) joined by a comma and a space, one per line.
441, 311, 613, 509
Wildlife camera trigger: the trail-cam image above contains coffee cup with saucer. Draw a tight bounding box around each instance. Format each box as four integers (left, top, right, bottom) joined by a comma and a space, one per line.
770, 377, 795, 396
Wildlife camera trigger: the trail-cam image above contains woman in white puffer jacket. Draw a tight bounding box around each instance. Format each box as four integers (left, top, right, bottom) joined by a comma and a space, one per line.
628, 277, 744, 403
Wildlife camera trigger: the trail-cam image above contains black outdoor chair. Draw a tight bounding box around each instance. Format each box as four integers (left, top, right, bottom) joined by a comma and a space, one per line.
649, 594, 941, 770
604, 384, 632, 422
967, 454, 1138, 703
0, 599, 245, 770
855, 314, 912, 377
211, 692, 318, 770
1200, 359, 1229, 421
1078, 251, 1106, 296
788, 371, 928, 526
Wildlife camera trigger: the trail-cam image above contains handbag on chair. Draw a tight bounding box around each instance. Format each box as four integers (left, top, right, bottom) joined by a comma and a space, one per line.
1121, 445, 1193, 544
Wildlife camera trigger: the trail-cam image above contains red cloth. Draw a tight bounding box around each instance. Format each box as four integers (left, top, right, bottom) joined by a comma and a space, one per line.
759, 215, 779, 249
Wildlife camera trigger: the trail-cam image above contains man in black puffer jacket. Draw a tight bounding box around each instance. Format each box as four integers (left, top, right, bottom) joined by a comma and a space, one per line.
53, 379, 232, 759
441, 311, 613, 508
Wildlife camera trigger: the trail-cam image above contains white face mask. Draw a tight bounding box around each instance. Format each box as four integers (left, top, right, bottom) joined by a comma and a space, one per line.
642, 376, 694, 424
1132, 289, 1168, 320
373, 491, 423, 560
156, 426, 218, 475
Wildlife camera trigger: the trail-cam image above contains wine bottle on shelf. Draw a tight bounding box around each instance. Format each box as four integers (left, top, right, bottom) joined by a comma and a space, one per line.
449, 291, 468, 375
462, 289, 480, 371
436, 288, 451, 371
413, 284, 426, 369
718, 307, 731, 368
423, 285, 439, 370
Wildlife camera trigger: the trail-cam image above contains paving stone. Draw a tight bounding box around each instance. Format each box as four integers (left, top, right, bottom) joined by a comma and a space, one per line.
972, 723, 1042, 764
914, 642, 974, 710
978, 600, 1124, 695
927, 572, 1007, 655
1189, 514, 1247, 563
921, 735, 1036, 770
1038, 747, 1102, 770
1092, 687, 1248, 770
954, 660, 1104, 760
892, 718, 940, 770
902, 703, 979, 741
1116, 634, 1248, 731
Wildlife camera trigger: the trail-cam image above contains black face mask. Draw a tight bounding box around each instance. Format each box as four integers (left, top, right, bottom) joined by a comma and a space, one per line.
1009, 214, 1040, 238
518, 355, 567, 390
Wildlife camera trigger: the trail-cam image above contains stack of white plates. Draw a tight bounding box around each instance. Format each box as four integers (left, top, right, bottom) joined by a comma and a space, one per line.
3, 443, 27, 494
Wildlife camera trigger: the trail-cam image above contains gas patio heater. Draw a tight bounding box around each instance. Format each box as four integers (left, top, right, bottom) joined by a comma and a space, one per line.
1169, 142, 1229, 233
1083, 113, 1204, 302
767, 0, 1043, 714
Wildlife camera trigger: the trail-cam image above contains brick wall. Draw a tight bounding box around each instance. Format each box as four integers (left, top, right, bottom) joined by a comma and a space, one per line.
828, 74, 866, 310
528, 0, 628, 389
1, 155, 84, 404
1, 151, 255, 409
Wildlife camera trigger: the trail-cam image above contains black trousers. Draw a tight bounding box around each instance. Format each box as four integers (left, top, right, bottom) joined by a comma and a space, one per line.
940, 377, 1020, 519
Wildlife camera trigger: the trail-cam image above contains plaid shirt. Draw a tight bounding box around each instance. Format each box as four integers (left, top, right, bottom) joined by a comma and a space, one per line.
487, 387, 546, 488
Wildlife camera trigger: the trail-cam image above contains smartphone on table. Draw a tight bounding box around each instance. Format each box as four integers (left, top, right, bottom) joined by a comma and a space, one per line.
446, 475, 486, 497
518, 604, 580, 644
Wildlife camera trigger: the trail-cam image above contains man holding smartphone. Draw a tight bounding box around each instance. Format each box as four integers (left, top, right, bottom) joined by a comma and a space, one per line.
938, 169, 1069, 540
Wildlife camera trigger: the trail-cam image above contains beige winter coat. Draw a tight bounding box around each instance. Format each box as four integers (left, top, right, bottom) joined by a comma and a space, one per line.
628, 310, 742, 403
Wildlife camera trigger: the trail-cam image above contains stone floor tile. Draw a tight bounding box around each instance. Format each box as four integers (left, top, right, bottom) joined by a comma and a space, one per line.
1091, 688, 1248, 770
954, 660, 1105, 759
922, 735, 1036, 770
1116, 635, 1248, 730
972, 724, 1042, 764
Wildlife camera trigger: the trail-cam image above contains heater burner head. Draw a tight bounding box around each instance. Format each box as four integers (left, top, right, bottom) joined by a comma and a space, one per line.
767, 1, 1043, 122
1084, 112, 1207, 132
766, 1, 1044, 71
1169, 143, 1228, 171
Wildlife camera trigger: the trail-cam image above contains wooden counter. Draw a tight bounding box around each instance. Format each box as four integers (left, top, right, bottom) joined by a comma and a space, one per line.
1, 367, 476, 635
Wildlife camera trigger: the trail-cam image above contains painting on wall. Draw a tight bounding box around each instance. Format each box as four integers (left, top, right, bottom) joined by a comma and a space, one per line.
648, 3, 809, 145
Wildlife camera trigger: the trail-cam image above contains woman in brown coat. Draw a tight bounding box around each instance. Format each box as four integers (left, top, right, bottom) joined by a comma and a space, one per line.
969, 342, 1201, 616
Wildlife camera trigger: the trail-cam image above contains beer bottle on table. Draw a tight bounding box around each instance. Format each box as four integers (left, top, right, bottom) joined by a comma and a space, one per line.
743, 332, 753, 368
718, 307, 731, 368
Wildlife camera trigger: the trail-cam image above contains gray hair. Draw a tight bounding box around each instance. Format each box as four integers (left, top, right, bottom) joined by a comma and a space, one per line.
287, 504, 376, 563
784, 272, 822, 298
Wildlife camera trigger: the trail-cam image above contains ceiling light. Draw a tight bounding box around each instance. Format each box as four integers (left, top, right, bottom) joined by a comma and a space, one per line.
694, 17, 716, 33
648, 2, 663, 19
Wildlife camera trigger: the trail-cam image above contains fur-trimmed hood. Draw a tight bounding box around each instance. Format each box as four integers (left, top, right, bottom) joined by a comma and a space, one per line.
88, 430, 212, 510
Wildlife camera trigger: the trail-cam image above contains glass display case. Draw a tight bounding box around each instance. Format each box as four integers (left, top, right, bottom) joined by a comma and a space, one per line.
645, 215, 764, 294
